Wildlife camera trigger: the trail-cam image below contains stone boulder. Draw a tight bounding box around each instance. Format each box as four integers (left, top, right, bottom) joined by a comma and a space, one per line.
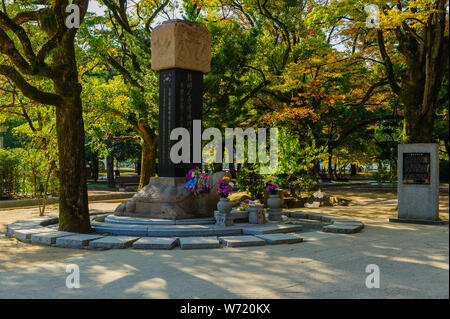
114, 171, 231, 219
305, 190, 351, 208
305, 190, 332, 208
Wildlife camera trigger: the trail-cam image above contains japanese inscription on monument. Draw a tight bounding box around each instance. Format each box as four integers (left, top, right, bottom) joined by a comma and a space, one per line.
402, 152, 431, 184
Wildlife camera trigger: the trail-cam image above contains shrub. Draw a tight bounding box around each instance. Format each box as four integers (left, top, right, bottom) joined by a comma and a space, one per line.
283, 173, 318, 199
0, 148, 59, 200
0, 149, 22, 199
236, 167, 265, 201
373, 166, 397, 184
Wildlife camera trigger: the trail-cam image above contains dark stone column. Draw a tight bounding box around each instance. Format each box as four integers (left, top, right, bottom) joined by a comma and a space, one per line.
158, 68, 203, 177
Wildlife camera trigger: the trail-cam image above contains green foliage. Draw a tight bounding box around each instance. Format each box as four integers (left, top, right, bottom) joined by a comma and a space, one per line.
0, 148, 58, 200
278, 173, 318, 199
373, 164, 397, 185
236, 167, 265, 201
0, 149, 22, 199
278, 128, 325, 175
20, 148, 59, 198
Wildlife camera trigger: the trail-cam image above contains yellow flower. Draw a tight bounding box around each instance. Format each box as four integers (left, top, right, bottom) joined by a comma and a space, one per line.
222, 176, 231, 181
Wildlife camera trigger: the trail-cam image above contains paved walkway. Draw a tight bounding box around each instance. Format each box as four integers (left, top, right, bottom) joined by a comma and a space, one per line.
0, 220, 448, 298
0, 190, 448, 298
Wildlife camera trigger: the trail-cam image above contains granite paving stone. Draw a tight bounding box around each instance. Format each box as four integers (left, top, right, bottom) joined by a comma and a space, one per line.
91, 222, 148, 236
219, 235, 266, 247
55, 234, 104, 248
31, 231, 76, 245
13, 227, 57, 242
242, 224, 302, 235
323, 224, 363, 234
105, 215, 175, 225
255, 233, 304, 245
147, 225, 242, 237
179, 237, 220, 249
132, 237, 179, 250
89, 236, 140, 249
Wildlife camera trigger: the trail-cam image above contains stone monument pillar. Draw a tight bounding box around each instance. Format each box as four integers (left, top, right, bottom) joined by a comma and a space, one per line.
390, 143, 446, 225
114, 20, 231, 220
151, 20, 211, 177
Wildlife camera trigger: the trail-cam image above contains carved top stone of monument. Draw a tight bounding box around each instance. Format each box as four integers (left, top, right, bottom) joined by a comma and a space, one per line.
151, 20, 211, 73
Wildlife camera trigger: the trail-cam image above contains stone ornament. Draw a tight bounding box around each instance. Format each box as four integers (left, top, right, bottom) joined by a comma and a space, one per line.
217, 197, 233, 214
151, 20, 211, 73
248, 204, 266, 224
215, 211, 234, 226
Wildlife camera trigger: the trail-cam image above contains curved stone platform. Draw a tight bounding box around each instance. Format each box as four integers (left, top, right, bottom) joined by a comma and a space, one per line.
104, 215, 216, 225
5, 211, 364, 250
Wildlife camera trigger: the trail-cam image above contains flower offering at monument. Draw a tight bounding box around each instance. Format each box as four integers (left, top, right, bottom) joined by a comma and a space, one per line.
184, 166, 214, 197
217, 176, 234, 198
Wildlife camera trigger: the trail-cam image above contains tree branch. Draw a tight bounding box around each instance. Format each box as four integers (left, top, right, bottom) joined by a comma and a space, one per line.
377, 30, 401, 95
0, 10, 36, 63
0, 64, 63, 106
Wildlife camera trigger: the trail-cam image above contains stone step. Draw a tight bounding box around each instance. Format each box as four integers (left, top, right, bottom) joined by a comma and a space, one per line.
322, 224, 363, 234
132, 237, 179, 250
147, 225, 242, 237
241, 224, 302, 235
179, 237, 220, 249
91, 222, 148, 236
104, 215, 216, 226
300, 231, 341, 242
31, 231, 76, 245
55, 234, 104, 248
13, 227, 57, 242
105, 215, 175, 225
174, 218, 216, 225
89, 236, 140, 249
255, 233, 304, 245
219, 235, 266, 247
93, 221, 305, 238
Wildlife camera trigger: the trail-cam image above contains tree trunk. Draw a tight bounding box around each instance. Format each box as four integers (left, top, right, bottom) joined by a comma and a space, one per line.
229, 163, 237, 179
55, 100, 90, 233
400, 64, 435, 143
328, 153, 333, 179
350, 164, 357, 176
52, 21, 90, 233
135, 157, 141, 175
0, 0, 91, 233
91, 152, 99, 182
139, 138, 157, 190
106, 155, 115, 188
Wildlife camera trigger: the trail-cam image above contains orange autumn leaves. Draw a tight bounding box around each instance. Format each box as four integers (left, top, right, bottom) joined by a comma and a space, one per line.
263, 80, 347, 125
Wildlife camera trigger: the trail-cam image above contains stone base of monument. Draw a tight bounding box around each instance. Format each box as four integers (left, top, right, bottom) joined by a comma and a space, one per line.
214, 209, 249, 223
214, 211, 234, 226
389, 218, 448, 225
268, 208, 283, 221
114, 172, 229, 220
